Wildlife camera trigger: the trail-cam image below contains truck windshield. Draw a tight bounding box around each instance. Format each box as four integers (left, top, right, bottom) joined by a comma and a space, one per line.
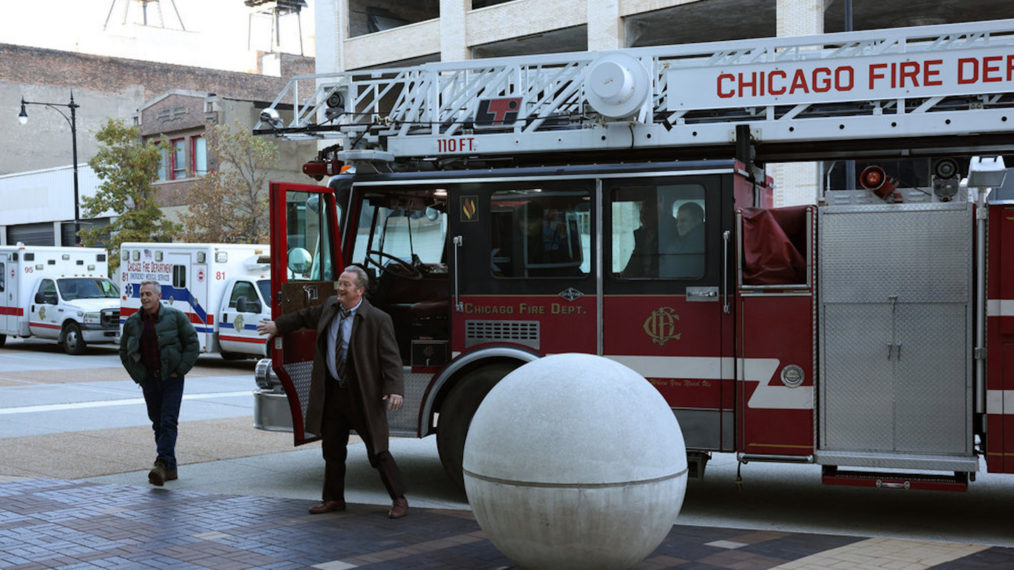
58, 278, 120, 301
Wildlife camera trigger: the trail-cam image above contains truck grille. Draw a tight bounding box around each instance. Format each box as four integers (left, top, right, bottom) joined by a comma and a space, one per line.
101, 308, 120, 328
464, 320, 539, 349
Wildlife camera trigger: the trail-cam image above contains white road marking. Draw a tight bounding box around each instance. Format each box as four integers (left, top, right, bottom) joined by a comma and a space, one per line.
0, 391, 251, 415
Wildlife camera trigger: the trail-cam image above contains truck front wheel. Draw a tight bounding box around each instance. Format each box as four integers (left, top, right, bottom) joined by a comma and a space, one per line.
436, 362, 518, 490
62, 323, 86, 355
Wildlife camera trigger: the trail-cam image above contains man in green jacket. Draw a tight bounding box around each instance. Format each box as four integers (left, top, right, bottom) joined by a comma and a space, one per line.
120, 280, 199, 486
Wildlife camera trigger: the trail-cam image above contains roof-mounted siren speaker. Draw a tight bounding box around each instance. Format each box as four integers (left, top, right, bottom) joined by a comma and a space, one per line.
931, 158, 960, 202
860, 165, 898, 200
324, 86, 347, 122
584, 53, 650, 120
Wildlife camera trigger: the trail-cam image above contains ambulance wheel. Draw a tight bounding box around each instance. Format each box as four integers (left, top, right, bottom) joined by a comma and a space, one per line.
62, 323, 86, 355
221, 351, 247, 361
436, 362, 518, 490
0, 334, 6, 347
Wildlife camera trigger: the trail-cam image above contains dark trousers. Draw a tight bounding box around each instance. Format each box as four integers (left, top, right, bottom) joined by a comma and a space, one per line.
321, 377, 405, 502
142, 374, 185, 471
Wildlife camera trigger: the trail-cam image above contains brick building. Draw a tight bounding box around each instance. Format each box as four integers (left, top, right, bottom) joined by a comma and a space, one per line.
0, 0, 315, 246
0, 46, 315, 245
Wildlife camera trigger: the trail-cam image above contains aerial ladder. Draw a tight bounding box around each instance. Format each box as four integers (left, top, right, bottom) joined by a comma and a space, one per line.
255, 18, 1014, 168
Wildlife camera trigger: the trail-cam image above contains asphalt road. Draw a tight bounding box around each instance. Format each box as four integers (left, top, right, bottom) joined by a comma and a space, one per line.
3, 336, 1014, 548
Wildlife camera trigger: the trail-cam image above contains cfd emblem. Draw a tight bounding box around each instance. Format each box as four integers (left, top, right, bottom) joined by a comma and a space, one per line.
234, 314, 245, 333
643, 307, 680, 346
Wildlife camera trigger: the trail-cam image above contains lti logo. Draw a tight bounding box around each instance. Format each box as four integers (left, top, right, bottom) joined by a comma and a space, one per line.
643, 307, 681, 346
475, 98, 522, 127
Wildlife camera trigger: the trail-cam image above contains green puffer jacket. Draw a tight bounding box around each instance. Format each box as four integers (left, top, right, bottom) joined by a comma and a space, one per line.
119, 305, 200, 385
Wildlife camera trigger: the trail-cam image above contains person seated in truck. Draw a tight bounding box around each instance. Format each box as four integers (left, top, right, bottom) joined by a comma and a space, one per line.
658, 201, 705, 278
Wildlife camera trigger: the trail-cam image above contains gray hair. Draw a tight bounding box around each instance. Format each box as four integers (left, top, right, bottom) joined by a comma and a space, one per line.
342, 265, 369, 290
140, 280, 162, 294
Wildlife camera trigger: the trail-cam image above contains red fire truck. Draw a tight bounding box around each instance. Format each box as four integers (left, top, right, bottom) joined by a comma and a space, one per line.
252, 19, 1014, 491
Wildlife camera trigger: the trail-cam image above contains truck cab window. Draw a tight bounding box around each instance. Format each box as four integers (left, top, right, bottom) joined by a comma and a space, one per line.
38, 279, 58, 304
612, 184, 706, 279
229, 281, 258, 308
490, 189, 591, 278
286, 191, 335, 281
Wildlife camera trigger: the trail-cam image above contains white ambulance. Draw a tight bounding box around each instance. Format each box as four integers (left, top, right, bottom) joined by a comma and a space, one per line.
0, 243, 120, 353
118, 242, 272, 359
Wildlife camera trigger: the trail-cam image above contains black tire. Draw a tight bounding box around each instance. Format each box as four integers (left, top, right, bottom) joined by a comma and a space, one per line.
62, 322, 86, 355
0, 334, 6, 347
436, 362, 518, 490
221, 351, 248, 361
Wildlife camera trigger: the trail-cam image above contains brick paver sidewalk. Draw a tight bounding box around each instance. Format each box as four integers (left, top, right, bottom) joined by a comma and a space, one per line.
1, 479, 1010, 569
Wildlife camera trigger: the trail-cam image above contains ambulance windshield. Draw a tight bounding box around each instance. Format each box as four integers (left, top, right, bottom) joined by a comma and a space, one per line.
57, 278, 120, 301
257, 279, 271, 305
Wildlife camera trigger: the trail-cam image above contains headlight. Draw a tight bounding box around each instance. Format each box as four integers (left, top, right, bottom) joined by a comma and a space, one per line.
83, 312, 102, 324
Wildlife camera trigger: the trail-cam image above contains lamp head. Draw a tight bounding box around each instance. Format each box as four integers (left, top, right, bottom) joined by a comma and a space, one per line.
259, 107, 283, 129
18, 99, 27, 125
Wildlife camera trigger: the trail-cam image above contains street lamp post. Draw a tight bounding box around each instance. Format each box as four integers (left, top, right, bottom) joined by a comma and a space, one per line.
18, 92, 81, 245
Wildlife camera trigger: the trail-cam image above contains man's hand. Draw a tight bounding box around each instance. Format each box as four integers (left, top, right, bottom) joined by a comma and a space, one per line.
383, 394, 404, 411
256, 320, 278, 336
257, 320, 279, 347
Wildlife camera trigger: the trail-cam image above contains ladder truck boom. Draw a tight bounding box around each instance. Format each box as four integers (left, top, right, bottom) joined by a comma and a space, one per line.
255, 19, 1014, 162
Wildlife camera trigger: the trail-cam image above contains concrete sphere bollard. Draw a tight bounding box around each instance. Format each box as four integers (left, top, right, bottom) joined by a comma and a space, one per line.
462, 353, 687, 570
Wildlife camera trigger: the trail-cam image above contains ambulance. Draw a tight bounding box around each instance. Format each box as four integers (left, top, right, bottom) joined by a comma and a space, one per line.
119, 243, 272, 359
0, 243, 120, 354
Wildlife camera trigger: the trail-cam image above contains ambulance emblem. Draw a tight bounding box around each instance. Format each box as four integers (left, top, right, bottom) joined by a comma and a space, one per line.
643, 307, 680, 346
234, 314, 245, 332
39, 306, 47, 320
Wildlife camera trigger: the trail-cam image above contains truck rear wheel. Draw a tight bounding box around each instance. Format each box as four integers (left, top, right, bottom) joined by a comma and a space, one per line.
436, 362, 518, 490
62, 323, 86, 355
0, 334, 6, 347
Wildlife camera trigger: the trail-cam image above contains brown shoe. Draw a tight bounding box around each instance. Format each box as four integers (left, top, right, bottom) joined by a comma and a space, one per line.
388, 497, 408, 519
148, 461, 168, 487
166, 468, 178, 482
308, 500, 346, 514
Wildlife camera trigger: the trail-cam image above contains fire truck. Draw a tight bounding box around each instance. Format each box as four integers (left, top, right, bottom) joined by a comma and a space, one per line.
252, 19, 1014, 491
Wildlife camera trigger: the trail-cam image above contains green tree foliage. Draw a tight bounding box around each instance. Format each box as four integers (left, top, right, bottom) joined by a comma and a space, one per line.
80, 119, 180, 271
177, 121, 277, 244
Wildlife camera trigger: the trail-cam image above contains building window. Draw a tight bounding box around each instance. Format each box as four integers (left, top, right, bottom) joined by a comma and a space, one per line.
157, 146, 168, 180
171, 138, 187, 179
193, 136, 207, 176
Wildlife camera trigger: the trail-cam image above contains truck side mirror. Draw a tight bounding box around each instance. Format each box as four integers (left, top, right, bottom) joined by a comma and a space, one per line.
236, 296, 261, 314
34, 291, 44, 304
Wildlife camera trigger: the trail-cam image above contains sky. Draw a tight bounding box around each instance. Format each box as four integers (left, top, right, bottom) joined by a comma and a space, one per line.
0, 0, 316, 73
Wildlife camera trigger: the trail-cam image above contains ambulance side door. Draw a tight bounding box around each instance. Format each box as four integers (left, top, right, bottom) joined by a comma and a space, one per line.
0, 259, 10, 333
219, 280, 266, 356
29, 278, 61, 339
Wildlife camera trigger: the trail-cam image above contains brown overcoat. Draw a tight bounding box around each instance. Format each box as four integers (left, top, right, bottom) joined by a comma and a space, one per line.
274, 296, 404, 454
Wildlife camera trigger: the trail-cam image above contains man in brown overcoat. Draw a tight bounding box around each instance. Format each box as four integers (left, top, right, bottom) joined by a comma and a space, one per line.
257, 265, 408, 518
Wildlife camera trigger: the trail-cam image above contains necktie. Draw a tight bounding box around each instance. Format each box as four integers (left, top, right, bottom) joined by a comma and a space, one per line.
335, 307, 351, 385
